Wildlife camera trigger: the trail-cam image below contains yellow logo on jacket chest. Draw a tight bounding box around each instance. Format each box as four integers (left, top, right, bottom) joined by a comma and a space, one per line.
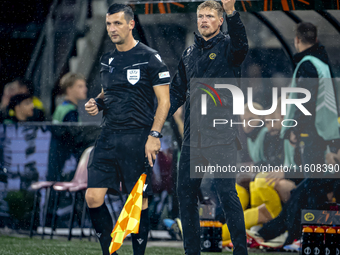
209, 53, 216, 60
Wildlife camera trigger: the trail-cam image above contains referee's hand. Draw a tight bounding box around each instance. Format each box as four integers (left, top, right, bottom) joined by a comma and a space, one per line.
85, 98, 99, 116
145, 136, 161, 167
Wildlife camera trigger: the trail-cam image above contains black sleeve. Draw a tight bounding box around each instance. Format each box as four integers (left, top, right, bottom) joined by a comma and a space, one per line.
291, 61, 318, 136
169, 57, 188, 117
147, 53, 171, 86
225, 12, 249, 67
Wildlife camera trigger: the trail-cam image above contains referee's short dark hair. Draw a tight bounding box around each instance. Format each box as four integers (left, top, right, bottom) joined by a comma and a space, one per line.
107, 4, 134, 22
296, 22, 317, 45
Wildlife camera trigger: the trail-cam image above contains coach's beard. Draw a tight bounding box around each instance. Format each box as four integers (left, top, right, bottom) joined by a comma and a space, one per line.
200, 27, 220, 40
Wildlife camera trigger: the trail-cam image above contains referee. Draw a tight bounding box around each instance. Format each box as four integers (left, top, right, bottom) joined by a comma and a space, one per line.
84, 4, 170, 255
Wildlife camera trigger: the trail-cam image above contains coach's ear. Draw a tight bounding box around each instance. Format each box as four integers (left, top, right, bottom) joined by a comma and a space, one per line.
219, 17, 223, 27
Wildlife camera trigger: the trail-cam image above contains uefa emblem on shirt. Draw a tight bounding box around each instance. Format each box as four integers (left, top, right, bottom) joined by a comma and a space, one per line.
127, 69, 140, 85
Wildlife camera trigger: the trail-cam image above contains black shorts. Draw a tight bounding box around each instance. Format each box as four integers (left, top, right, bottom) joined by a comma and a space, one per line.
87, 128, 152, 197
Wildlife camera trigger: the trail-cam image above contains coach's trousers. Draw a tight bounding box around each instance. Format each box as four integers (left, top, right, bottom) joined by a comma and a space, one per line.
177, 144, 248, 255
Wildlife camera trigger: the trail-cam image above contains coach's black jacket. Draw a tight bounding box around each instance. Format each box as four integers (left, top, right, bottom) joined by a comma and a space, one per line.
169, 12, 248, 148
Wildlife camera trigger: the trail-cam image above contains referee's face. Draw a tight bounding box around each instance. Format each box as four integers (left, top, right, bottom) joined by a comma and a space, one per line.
106, 12, 134, 45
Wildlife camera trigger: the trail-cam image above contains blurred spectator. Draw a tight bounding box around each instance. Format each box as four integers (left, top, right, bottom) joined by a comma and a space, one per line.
0, 78, 45, 123
1, 82, 19, 110
47, 72, 88, 181
3, 94, 34, 124
52, 73, 87, 123
0, 82, 20, 122
12, 78, 45, 121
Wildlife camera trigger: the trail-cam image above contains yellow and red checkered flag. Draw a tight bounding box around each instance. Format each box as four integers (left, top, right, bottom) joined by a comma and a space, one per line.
109, 173, 147, 254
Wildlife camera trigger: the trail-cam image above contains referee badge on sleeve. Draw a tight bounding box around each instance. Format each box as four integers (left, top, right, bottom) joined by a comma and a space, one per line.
127, 69, 140, 85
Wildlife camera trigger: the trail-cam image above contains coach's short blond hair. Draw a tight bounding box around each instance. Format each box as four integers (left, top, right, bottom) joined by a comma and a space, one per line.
197, 0, 224, 17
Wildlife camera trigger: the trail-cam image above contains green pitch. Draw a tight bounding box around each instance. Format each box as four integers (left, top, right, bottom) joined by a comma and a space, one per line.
0, 235, 293, 255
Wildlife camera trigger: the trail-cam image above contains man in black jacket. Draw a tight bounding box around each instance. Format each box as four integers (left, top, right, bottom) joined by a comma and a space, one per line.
169, 0, 248, 254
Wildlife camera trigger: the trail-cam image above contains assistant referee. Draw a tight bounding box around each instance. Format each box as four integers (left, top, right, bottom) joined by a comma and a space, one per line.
84, 4, 170, 255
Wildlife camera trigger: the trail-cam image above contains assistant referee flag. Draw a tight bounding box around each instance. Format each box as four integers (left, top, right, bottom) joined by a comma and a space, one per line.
109, 174, 147, 254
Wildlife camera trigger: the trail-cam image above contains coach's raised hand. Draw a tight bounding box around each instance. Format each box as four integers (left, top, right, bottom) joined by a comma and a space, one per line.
221, 0, 235, 15
85, 98, 99, 116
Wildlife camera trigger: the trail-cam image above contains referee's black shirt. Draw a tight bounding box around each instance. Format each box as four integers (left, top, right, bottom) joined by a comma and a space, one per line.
100, 42, 170, 130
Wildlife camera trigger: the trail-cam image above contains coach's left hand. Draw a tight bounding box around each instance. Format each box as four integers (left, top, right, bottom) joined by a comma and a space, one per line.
221, 0, 236, 15
145, 136, 161, 167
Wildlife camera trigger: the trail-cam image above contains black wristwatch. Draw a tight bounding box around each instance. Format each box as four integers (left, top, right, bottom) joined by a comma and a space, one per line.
149, 130, 163, 138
